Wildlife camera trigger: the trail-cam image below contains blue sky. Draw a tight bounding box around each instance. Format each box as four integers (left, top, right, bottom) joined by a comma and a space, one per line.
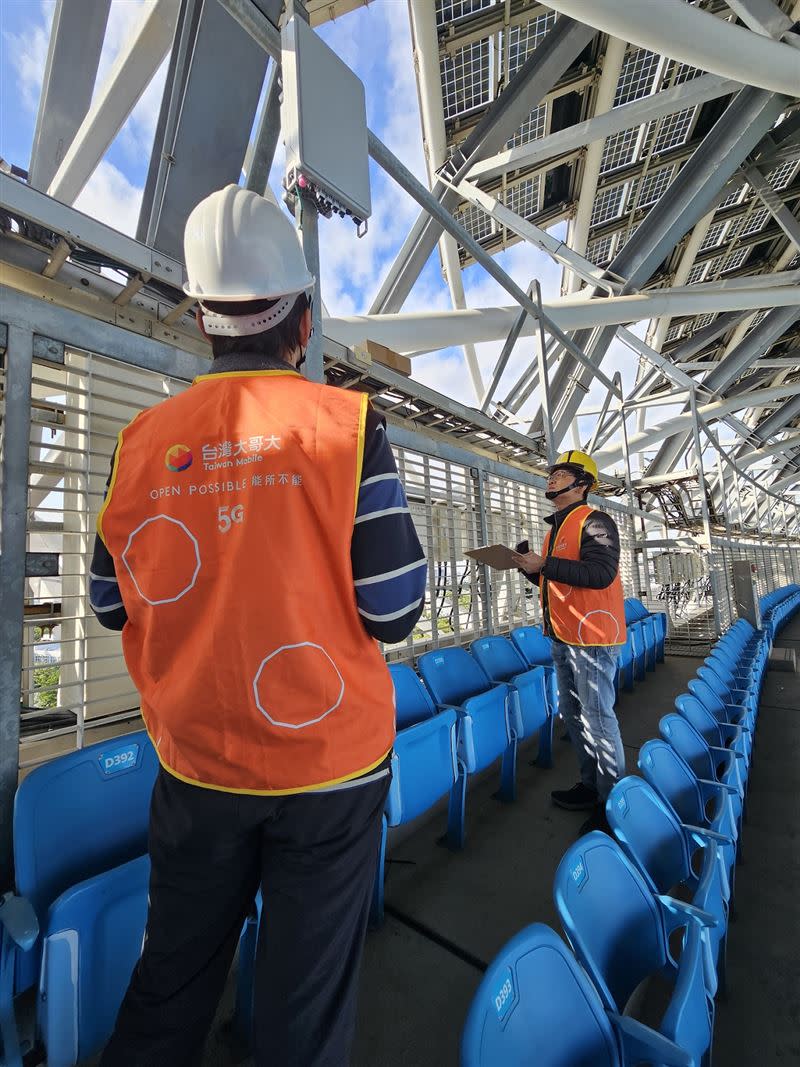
0, 0, 645, 465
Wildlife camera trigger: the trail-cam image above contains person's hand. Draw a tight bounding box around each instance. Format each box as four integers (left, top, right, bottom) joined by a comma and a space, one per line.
512, 549, 545, 575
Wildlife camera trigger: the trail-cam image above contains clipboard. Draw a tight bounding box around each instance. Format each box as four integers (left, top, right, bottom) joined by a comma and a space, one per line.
464, 544, 519, 571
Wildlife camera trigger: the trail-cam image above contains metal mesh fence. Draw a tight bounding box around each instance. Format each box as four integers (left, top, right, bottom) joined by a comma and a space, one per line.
4, 345, 798, 771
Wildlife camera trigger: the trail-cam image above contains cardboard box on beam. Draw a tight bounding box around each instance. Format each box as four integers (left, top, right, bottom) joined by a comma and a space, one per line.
353, 339, 412, 377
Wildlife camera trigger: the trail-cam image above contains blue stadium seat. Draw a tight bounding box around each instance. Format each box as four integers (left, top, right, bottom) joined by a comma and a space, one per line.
509, 626, 559, 719
616, 631, 636, 694
695, 665, 757, 726
461, 922, 692, 1067
678, 691, 750, 776
37, 855, 150, 1067
372, 709, 459, 923
389, 662, 437, 729
554, 832, 716, 1066
606, 777, 730, 997
470, 637, 553, 776
638, 740, 738, 887
658, 714, 744, 824
0, 732, 157, 1065
418, 648, 513, 848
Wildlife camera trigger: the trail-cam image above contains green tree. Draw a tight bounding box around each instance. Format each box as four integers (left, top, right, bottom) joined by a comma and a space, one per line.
33, 663, 60, 709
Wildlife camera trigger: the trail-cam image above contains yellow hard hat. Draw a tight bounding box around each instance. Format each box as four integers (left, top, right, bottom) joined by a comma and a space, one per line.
549, 449, 599, 489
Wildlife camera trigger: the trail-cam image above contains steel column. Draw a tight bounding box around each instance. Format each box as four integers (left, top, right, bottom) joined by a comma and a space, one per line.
0, 325, 34, 886
296, 194, 324, 383
244, 62, 283, 195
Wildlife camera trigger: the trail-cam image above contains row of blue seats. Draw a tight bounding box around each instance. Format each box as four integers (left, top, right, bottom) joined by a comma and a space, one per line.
460, 586, 800, 1066
372, 599, 667, 924
0, 601, 667, 1066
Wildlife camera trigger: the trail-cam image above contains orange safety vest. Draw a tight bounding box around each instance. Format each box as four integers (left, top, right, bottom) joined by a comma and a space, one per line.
97, 370, 395, 794
541, 504, 626, 647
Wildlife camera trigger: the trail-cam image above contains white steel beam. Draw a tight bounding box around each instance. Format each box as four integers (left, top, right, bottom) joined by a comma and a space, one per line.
725, 0, 795, 38
743, 164, 800, 250
545, 0, 800, 95
323, 281, 800, 354
467, 71, 740, 185
594, 384, 800, 469
738, 434, 800, 468
47, 0, 179, 205
564, 36, 626, 293
454, 180, 621, 293
29, 0, 112, 191
409, 0, 483, 399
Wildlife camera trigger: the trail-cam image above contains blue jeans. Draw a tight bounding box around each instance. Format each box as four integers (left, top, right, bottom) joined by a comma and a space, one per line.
552, 642, 624, 801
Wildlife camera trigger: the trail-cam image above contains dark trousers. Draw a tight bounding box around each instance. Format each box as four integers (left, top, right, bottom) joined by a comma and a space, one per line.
100, 766, 390, 1067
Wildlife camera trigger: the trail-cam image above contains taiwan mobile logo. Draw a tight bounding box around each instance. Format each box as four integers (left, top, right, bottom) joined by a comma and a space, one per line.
165, 444, 193, 472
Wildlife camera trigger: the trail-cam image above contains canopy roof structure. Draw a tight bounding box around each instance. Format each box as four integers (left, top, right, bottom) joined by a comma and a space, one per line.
1, 0, 799, 526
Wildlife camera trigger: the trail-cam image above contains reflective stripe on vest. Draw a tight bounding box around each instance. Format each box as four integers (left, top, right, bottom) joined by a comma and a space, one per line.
541, 504, 627, 647
98, 370, 395, 794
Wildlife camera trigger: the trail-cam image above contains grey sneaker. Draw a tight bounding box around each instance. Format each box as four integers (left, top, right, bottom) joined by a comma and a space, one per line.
551, 782, 599, 811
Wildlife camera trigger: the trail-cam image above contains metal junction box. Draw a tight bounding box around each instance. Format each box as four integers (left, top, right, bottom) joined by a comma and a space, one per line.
281, 16, 372, 222
732, 560, 762, 630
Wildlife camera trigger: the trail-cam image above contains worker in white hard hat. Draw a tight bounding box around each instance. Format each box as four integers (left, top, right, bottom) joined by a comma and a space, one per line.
91, 185, 426, 1067
512, 450, 627, 836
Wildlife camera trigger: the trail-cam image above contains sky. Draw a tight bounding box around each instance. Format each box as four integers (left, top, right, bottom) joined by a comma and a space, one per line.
0, 0, 649, 474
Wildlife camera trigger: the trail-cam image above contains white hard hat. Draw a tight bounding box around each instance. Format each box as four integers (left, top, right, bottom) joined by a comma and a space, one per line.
183, 185, 315, 332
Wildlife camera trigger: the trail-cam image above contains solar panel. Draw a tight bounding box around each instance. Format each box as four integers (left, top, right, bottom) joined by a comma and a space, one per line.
600, 128, 640, 174
718, 185, 747, 209
591, 184, 627, 226
457, 202, 495, 242
691, 314, 717, 332
436, 0, 496, 27
586, 234, 616, 265
506, 12, 557, 78
699, 220, 728, 252
614, 47, 661, 107
766, 160, 800, 191
440, 38, 492, 120
634, 165, 675, 209
652, 106, 696, 154
507, 103, 547, 149
665, 323, 685, 343
504, 176, 542, 220
732, 208, 770, 239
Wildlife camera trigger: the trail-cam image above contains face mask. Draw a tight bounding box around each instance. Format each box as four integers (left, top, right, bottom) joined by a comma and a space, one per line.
296, 297, 313, 369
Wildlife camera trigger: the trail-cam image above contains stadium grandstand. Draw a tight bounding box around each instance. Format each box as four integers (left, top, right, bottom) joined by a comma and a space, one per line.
0, 1, 799, 1064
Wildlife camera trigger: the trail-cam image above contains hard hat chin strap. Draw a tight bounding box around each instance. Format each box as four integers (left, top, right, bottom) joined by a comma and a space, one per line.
545, 480, 583, 501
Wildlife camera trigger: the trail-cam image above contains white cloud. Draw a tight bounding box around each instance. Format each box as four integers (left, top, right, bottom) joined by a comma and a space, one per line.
74, 160, 142, 236
5, 0, 54, 113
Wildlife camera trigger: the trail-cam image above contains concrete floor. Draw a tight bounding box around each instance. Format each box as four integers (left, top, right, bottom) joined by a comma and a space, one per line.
84, 626, 800, 1067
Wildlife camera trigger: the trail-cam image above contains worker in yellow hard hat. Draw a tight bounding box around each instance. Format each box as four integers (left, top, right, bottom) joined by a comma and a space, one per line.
513, 450, 627, 835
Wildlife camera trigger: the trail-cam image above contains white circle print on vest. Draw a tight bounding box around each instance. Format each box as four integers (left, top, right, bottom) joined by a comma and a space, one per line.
577, 609, 620, 645
252, 642, 345, 729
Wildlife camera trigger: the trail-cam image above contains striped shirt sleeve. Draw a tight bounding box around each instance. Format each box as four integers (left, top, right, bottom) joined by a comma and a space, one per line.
90, 451, 128, 631
351, 408, 427, 643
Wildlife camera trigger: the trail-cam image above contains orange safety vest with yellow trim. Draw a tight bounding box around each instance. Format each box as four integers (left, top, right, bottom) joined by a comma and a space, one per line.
540, 504, 626, 647
97, 370, 395, 794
